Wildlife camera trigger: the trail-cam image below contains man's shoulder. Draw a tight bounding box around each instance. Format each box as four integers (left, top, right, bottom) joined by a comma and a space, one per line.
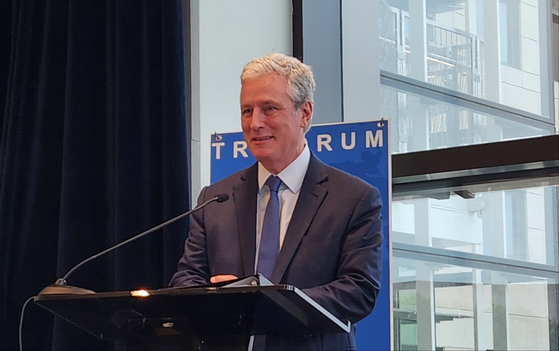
204, 163, 257, 190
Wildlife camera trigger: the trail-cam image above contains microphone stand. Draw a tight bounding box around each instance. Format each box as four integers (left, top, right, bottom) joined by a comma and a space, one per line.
37, 194, 229, 295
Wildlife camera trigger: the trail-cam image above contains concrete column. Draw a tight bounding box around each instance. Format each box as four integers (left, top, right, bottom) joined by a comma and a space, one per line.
539, 0, 554, 118
548, 282, 559, 351
482, 0, 503, 142
544, 187, 558, 267
481, 192, 506, 257
491, 278, 510, 351
408, 0, 429, 151
483, 0, 501, 102
301, 0, 343, 124
481, 192, 510, 350
465, 0, 478, 96
408, 0, 427, 81
486, 118, 504, 142
416, 262, 436, 350
465, 0, 477, 35
397, 10, 406, 76
472, 234, 486, 351
414, 199, 435, 349
472, 269, 487, 351
414, 198, 432, 246
341, 0, 379, 123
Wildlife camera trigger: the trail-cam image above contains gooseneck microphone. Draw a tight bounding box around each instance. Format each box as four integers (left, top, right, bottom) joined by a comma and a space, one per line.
37, 193, 230, 295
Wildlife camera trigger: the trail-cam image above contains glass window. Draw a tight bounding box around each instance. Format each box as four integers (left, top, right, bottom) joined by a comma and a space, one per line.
381, 85, 552, 154
392, 185, 558, 267
553, 9, 558, 126
499, 0, 521, 68
379, 0, 554, 120
393, 255, 558, 351
505, 190, 527, 260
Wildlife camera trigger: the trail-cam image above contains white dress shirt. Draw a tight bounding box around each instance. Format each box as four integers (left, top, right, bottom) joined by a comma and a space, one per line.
254, 145, 311, 272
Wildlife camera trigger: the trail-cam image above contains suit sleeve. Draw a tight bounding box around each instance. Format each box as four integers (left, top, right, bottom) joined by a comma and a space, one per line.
169, 186, 211, 287
301, 185, 383, 323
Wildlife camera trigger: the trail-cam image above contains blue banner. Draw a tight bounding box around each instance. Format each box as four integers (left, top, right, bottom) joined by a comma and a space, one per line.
210, 121, 391, 350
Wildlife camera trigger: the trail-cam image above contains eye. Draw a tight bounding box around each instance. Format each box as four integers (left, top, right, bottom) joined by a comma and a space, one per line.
241, 108, 252, 116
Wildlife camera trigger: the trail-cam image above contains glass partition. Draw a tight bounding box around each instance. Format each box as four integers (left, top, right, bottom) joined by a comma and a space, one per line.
393, 255, 558, 350
392, 185, 558, 267
381, 84, 552, 153
380, 0, 554, 121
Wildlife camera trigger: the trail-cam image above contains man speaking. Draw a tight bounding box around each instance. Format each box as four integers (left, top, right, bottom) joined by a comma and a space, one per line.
170, 53, 383, 350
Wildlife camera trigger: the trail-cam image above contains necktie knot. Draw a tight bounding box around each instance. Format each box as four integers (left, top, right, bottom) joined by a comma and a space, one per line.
266, 176, 282, 193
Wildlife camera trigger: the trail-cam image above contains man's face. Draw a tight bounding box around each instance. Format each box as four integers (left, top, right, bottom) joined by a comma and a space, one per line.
240, 74, 312, 174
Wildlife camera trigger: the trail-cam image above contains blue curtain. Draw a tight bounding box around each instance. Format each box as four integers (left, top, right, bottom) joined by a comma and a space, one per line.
0, 0, 190, 349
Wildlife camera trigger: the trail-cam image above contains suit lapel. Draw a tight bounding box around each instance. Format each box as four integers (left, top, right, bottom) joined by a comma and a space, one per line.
271, 154, 328, 283
233, 163, 259, 277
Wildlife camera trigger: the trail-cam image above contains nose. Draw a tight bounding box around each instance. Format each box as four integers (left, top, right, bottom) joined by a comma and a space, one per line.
250, 109, 265, 130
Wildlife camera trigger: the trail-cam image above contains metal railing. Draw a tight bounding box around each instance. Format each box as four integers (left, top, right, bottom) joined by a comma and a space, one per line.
380, 2, 484, 98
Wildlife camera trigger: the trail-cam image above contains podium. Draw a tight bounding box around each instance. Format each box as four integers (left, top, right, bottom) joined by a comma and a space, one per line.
34, 277, 351, 350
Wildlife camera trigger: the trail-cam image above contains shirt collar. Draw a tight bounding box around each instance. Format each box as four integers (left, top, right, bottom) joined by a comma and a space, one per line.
258, 144, 311, 193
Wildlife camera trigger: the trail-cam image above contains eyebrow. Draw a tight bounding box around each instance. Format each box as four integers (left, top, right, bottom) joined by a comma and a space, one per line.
241, 98, 283, 108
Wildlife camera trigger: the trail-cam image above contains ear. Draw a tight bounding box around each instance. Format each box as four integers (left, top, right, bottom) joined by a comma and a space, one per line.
299, 101, 313, 129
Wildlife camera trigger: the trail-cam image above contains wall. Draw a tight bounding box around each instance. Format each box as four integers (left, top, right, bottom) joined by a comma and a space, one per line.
554, 13, 558, 128
189, 0, 292, 202
500, 0, 543, 115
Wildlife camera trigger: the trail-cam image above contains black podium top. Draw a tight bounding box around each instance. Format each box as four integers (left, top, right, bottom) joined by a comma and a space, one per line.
34, 283, 351, 342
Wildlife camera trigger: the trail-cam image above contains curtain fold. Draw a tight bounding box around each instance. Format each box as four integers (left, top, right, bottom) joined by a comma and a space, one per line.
0, 1, 189, 349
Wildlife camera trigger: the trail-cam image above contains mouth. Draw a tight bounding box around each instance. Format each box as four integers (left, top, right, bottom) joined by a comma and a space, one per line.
252, 136, 273, 142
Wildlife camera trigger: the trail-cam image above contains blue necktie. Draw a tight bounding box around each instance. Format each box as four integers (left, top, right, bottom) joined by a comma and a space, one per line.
257, 176, 282, 280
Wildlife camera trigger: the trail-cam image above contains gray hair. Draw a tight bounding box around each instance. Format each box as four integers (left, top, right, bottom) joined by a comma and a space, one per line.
241, 53, 315, 132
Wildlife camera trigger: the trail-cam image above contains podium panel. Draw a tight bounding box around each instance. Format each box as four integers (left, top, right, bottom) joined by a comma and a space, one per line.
34, 283, 350, 350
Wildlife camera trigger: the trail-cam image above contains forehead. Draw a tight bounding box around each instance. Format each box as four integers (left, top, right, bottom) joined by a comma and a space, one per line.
240, 74, 290, 102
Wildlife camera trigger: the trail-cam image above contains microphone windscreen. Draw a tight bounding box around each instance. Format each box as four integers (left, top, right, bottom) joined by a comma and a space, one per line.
216, 193, 229, 203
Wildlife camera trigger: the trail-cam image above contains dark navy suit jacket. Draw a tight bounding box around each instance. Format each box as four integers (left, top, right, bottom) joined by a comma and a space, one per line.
170, 153, 383, 350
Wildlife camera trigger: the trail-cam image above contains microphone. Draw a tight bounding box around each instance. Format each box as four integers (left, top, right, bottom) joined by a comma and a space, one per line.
215, 193, 229, 203
37, 193, 230, 295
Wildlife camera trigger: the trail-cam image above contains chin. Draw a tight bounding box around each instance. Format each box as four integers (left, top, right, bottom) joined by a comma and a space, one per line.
249, 147, 273, 159
253, 154, 272, 163
253, 153, 276, 165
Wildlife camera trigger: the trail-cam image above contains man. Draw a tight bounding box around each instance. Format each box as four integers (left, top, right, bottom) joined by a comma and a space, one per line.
170, 53, 382, 350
